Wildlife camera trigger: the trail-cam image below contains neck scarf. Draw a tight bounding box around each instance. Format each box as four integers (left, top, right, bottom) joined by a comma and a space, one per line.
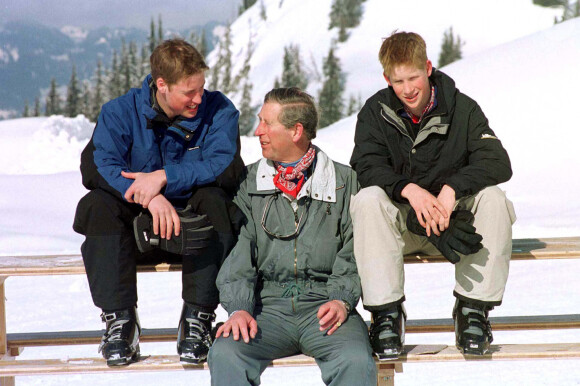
273, 145, 316, 198
404, 84, 436, 124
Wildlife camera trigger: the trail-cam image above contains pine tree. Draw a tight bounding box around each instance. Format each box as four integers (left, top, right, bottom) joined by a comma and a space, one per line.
209, 25, 234, 94
65, 64, 81, 117
198, 29, 208, 58
80, 80, 92, 119
119, 39, 132, 94
438, 26, 464, 68
149, 17, 157, 53
33, 97, 41, 117
108, 50, 122, 99
128, 41, 139, 89
318, 45, 345, 128
22, 101, 30, 117
45, 78, 62, 116
239, 0, 258, 14
532, 0, 579, 23
346, 93, 362, 116
157, 14, 164, 43
89, 60, 107, 122
260, 0, 267, 20
329, 0, 364, 42
219, 25, 233, 94
236, 37, 256, 135
139, 43, 150, 79
280, 44, 308, 89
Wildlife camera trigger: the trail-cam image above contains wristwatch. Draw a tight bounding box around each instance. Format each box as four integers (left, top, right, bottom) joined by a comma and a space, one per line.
342, 300, 352, 314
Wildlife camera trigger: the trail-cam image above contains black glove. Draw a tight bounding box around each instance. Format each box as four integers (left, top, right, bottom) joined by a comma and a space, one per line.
133, 206, 214, 255
406, 210, 483, 264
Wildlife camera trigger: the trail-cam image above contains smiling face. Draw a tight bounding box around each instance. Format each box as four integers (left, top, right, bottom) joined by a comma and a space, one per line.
254, 102, 304, 163
385, 60, 432, 117
155, 72, 205, 119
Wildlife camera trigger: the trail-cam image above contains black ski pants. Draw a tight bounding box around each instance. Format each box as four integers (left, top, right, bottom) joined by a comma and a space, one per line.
73, 186, 241, 312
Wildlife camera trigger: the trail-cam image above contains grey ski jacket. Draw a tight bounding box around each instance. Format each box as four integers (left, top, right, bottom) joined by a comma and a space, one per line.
217, 147, 361, 315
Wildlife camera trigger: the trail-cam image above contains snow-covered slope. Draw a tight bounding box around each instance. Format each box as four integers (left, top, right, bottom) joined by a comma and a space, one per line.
215, 0, 560, 109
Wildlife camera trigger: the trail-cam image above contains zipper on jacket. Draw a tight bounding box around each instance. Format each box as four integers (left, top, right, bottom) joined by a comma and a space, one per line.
292, 208, 299, 313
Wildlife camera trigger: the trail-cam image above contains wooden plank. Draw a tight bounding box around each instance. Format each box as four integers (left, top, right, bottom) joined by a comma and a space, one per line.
0, 237, 578, 276
403, 236, 580, 263
406, 314, 580, 333
0, 343, 579, 377
7, 314, 580, 349
0, 278, 7, 357
400, 343, 580, 362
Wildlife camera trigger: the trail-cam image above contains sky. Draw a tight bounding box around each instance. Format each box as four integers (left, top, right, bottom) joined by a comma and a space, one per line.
0, 0, 242, 30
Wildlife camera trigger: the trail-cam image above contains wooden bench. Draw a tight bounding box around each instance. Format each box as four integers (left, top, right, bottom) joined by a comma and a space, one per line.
1, 237, 579, 385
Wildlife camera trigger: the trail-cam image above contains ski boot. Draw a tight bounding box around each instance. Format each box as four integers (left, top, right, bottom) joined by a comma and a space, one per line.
177, 303, 216, 364
99, 307, 141, 366
453, 299, 493, 355
369, 304, 406, 360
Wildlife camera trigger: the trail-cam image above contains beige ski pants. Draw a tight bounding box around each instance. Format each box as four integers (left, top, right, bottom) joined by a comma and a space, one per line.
350, 186, 516, 308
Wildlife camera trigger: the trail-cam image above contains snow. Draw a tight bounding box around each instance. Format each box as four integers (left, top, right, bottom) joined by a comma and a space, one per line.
60, 25, 89, 43
215, 0, 561, 111
1, 3, 579, 386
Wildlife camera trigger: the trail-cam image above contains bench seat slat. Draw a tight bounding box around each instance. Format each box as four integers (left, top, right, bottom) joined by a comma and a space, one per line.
1, 237, 579, 276
1, 343, 580, 377
7, 314, 580, 349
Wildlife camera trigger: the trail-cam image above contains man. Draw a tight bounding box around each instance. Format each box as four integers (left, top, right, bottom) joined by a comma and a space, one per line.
208, 88, 376, 385
73, 39, 244, 366
350, 31, 516, 358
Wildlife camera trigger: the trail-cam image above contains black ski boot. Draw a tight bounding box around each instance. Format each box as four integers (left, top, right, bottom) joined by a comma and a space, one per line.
453, 299, 493, 355
99, 307, 141, 366
177, 303, 216, 364
369, 304, 406, 360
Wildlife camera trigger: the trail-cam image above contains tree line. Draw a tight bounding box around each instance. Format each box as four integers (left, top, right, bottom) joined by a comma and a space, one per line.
22, 2, 467, 135
22, 16, 207, 123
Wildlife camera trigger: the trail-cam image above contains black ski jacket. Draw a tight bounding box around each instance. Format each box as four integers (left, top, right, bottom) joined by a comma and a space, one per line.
350, 69, 512, 202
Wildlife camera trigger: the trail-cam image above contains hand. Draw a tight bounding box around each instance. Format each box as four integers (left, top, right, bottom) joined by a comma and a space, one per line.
216, 310, 258, 344
406, 210, 483, 264
436, 185, 456, 232
401, 183, 449, 236
317, 300, 347, 336
147, 195, 180, 239
122, 170, 167, 208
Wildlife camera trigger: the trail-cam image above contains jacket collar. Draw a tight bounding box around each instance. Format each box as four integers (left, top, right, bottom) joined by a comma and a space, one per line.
254, 145, 337, 203
139, 75, 207, 139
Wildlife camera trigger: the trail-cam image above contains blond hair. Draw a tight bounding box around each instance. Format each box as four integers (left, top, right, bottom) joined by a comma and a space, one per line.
378, 31, 428, 77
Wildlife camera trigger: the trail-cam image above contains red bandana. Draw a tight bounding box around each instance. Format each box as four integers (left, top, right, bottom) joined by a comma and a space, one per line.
273, 145, 316, 198
404, 84, 435, 124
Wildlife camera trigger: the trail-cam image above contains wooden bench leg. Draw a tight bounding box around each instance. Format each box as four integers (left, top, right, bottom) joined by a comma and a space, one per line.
0, 277, 15, 386
377, 362, 403, 386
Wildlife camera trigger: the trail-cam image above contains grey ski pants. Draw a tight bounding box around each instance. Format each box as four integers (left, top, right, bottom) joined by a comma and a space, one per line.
208, 293, 377, 385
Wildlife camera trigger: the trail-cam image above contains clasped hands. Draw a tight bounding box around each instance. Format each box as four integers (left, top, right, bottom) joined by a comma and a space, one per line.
402, 184, 483, 263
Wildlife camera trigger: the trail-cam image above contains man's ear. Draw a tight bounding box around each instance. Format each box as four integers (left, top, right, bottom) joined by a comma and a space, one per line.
426, 60, 433, 77
383, 72, 392, 87
292, 122, 305, 144
156, 77, 168, 93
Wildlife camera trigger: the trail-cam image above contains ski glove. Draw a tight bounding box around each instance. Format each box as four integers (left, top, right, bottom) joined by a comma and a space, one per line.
406, 210, 483, 264
133, 206, 214, 255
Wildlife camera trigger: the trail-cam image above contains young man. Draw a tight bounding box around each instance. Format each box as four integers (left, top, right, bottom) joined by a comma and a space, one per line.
350, 32, 516, 358
73, 39, 244, 365
208, 88, 376, 385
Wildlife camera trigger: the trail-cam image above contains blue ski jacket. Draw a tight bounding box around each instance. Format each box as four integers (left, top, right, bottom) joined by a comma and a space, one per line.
81, 75, 241, 206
